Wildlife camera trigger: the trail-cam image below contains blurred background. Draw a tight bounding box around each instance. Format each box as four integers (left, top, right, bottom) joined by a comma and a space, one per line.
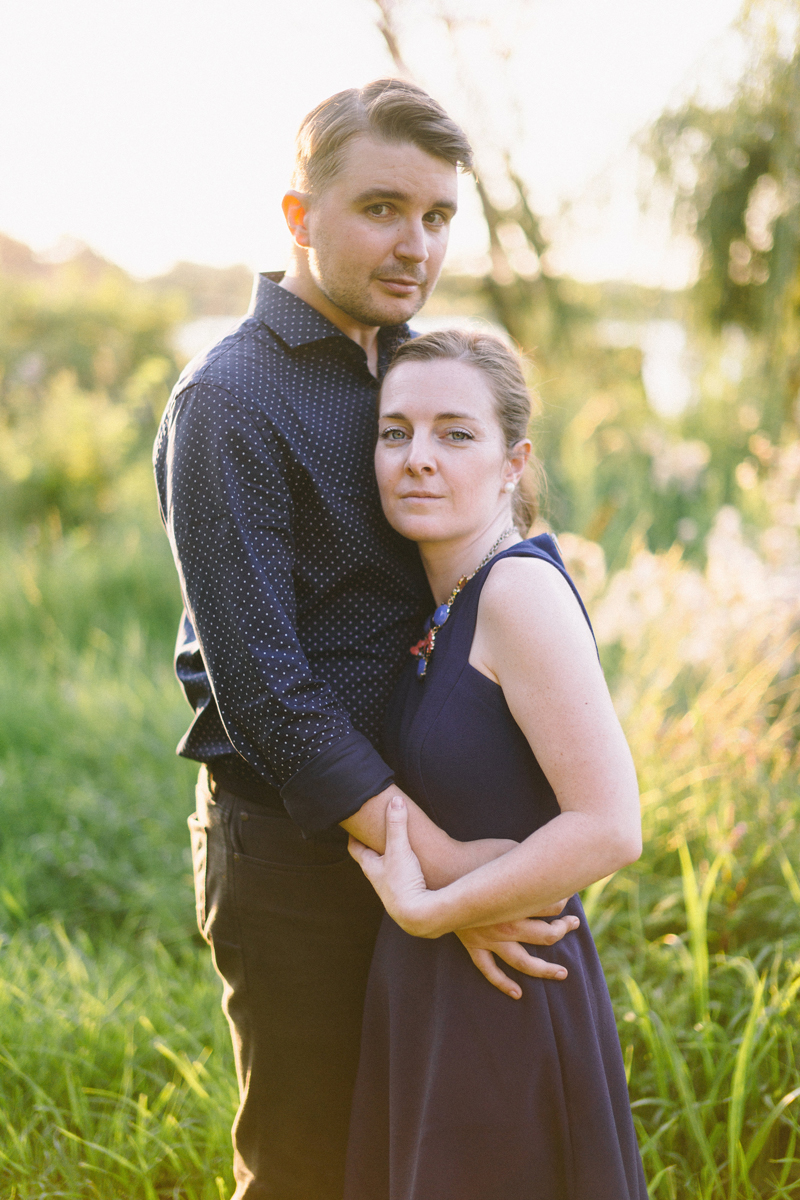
1, 1, 799, 1197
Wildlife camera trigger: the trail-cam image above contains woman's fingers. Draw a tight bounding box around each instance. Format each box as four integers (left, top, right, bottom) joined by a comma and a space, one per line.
493, 941, 568, 981
347, 835, 380, 875
495, 915, 580, 945
466, 947, 523, 1000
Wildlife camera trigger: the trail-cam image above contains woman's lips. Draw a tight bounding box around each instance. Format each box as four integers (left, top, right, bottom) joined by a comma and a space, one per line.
398, 492, 443, 500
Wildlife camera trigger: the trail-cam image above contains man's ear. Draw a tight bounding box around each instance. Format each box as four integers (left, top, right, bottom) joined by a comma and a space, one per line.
282, 190, 312, 248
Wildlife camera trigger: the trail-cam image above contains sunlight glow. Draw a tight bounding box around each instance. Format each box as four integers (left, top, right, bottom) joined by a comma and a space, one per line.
0, 0, 744, 284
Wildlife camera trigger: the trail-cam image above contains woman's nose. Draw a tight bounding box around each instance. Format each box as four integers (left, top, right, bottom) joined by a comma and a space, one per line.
404, 439, 435, 474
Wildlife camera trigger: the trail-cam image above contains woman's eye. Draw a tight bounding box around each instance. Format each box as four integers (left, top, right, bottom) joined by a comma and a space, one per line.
380, 427, 408, 441
446, 429, 473, 442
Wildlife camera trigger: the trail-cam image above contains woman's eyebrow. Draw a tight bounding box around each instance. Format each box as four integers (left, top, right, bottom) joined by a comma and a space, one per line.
379, 411, 478, 421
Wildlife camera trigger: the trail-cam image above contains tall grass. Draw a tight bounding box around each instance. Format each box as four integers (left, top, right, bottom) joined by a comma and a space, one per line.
0, 506, 237, 1196
1, 473, 798, 1195
579, 491, 800, 1198
0, 925, 235, 1199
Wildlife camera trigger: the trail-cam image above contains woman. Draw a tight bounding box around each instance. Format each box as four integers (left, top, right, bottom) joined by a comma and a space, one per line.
345, 330, 648, 1200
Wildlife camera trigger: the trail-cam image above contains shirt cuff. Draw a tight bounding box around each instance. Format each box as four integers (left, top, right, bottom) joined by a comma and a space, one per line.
280, 731, 395, 835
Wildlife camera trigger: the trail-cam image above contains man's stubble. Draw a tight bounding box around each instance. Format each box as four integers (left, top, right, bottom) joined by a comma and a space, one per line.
308, 234, 435, 330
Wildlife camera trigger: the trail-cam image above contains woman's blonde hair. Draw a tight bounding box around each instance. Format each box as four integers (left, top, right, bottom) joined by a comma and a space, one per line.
382, 329, 545, 535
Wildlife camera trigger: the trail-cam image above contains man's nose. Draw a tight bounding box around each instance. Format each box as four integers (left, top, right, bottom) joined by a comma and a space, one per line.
394, 219, 428, 264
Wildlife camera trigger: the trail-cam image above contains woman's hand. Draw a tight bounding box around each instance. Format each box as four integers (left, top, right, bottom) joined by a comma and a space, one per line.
349, 799, 582, 1002
348, 796, 441, 937
456, 912, 579, 1000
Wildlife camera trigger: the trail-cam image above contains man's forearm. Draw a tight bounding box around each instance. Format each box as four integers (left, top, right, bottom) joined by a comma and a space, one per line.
341, 786, 515, 890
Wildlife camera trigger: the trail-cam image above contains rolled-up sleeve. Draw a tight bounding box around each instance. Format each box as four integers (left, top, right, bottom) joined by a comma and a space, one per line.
160, 378, 394, 833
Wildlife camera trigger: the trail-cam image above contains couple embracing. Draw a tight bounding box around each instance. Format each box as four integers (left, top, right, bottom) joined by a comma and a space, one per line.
155, 79, 648, 1200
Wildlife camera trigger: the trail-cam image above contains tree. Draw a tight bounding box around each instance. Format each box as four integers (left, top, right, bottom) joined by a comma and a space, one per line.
647, 0, 800, 430
370, 0, 573, 348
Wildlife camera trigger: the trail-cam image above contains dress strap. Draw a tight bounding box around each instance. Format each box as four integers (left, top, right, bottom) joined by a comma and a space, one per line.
499, 534, 595, 639
446, 533, 597, 660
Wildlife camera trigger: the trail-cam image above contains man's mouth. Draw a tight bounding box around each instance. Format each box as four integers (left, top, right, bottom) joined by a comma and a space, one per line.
376, 276, 425, 297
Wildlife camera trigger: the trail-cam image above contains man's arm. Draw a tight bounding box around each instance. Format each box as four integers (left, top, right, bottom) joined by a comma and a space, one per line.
159, 377, 394, 833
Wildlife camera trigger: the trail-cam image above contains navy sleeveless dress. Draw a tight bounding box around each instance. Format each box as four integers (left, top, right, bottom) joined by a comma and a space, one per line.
344, 536, 648, 1200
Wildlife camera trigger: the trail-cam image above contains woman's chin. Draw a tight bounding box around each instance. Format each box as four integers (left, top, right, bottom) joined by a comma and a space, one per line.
387, 514, 453, 544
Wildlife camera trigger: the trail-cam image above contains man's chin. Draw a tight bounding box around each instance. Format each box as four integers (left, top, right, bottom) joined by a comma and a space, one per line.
341, 283, 428, 329
365, 295, 427, 328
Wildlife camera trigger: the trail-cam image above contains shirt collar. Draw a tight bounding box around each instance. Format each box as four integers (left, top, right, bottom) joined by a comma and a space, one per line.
249, 272, 411, 361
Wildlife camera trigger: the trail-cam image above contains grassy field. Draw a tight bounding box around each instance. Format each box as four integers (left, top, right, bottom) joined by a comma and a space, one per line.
0, 510, 237, 1198
0, 487, 798, 1199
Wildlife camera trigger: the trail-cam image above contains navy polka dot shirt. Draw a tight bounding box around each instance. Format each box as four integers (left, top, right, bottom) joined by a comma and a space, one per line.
154, 274, 430, 834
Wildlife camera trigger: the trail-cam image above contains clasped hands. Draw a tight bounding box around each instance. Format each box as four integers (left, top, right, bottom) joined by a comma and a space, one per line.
348, 795, 579, 1001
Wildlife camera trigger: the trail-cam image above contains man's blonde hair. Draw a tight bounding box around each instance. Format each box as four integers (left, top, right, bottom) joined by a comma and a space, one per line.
293, 79, 473, 195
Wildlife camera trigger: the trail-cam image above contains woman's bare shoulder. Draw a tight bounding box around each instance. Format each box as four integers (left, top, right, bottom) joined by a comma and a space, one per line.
475, 553, 594, 665
480, 553, 579, 615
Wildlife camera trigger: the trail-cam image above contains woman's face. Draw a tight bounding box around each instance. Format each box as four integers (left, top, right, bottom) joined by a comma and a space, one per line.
375, 357, 529, 545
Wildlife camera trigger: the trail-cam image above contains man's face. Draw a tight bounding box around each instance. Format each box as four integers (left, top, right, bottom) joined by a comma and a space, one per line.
303, 135, 458, 328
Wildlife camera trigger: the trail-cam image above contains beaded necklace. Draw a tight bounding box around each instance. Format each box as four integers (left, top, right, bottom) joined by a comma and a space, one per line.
410, 526, 516, 679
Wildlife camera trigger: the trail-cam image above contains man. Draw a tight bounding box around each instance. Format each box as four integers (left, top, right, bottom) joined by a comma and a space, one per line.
155, 79, 574, 1200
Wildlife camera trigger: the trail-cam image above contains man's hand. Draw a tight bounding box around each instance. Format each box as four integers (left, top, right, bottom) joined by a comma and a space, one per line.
456, 908, 580, 1000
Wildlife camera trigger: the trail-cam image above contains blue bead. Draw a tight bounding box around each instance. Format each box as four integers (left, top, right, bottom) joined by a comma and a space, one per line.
433, 604, 450, 627
416, 657, 427, 677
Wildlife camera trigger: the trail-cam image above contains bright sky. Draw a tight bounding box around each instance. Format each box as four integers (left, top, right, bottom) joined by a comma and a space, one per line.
0, 0, 745, 287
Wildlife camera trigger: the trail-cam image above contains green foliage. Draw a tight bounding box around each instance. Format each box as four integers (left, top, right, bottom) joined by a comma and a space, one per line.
0, 510, 242, 1195
534, 334, 666, 564
0, 926, 236, 1199
0, 274, 181, 528
0, 515, 194, 939
598, 653, 800, 1197
0, 202, 797, 1193
1, 497, 798, 1196
0, 273, 182, 398
647, 1, 800, 433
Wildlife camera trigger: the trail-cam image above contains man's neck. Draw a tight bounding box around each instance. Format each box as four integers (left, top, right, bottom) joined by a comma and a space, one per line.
279, 268, 380, 377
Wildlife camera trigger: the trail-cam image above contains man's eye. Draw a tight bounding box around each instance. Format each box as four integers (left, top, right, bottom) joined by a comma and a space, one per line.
424, 211, 447, 227
367, 204, 392, 217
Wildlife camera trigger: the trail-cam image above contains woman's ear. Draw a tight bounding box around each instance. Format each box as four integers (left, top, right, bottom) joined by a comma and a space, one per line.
282, 191, 312, 248
504, 439, 532, 488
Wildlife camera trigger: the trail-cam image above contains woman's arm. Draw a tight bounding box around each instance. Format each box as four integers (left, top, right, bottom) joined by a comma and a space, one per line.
348, 557, 642, 939
342, 763, 580, 996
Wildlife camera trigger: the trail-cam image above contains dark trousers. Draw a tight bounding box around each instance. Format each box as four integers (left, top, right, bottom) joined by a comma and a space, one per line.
189, 768, 383, 1200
